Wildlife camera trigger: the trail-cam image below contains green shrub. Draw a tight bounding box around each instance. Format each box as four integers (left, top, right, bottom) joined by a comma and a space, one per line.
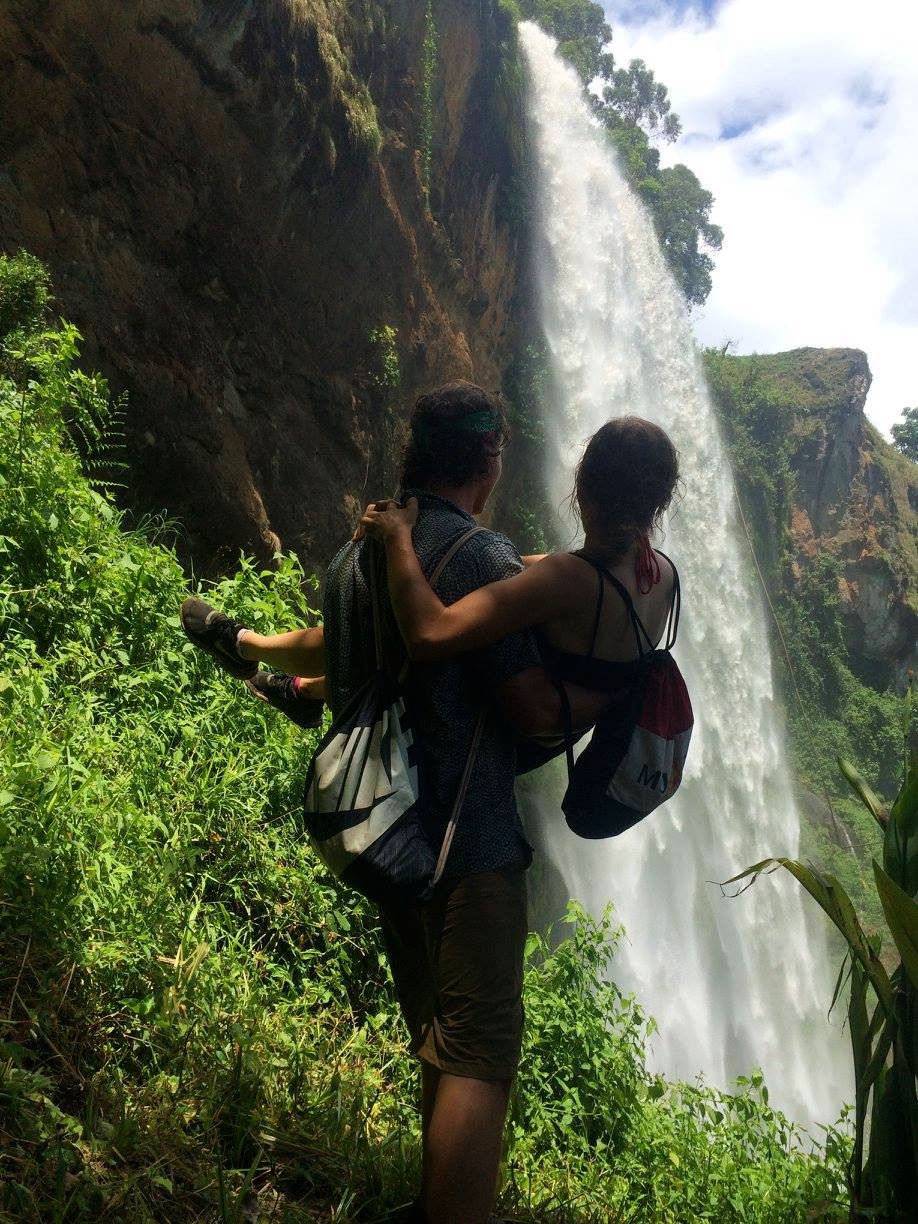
0, 252, 850, 1220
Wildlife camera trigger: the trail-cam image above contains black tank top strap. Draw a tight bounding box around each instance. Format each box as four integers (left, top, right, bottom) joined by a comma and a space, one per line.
600, 567, 655, 655
588, 565, 605, 659
572, 549, 681, 656
574, 551, 652, 657
654, 550, 682, 650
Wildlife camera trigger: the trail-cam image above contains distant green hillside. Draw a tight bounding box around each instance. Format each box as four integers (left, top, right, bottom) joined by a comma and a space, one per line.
706, 346, 917, 943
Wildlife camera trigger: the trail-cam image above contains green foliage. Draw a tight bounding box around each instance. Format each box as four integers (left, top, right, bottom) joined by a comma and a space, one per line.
728, 719, 918, 1221
518, 0, 611, 82
501, 338, 564, 556
0, 249, 50, 339
0, 253, 410, 1218
367, 324, 401, 436
367, 324, 401, 392
651, 163, 724, 309
1, 253, 850, 1219
891, 406, 918, 462
598, 57, 681, 141
492, 3, 533, 231
519, 1, 722, 305
704, 349, 795, 524
770, 555, 905, 805
505, 340, 549, 447
506, 905, 849, 1221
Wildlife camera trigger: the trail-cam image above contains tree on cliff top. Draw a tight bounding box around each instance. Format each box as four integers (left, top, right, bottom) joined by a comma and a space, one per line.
891, 405, 918, 461
519, 0, 723, 306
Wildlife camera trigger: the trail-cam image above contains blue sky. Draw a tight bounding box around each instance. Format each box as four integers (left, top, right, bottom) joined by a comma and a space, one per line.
601, 0, 917, 435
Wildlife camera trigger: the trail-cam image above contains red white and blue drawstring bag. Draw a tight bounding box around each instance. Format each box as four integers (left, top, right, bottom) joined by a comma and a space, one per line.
559, 550, 694, 838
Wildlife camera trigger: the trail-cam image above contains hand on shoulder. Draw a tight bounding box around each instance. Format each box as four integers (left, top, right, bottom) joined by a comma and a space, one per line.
356, 496, 419, 544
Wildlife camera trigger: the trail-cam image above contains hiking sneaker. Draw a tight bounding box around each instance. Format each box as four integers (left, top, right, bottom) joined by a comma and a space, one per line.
245, 670, 324, 730
180, 597, 258, 680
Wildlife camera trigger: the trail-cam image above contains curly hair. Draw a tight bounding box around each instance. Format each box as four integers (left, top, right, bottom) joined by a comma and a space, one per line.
400, 381, 510, 490
573, 417, 680, 560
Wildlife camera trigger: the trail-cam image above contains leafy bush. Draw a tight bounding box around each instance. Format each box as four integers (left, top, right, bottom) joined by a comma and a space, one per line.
505, 906, 849, 1222
0, 252, 411, 1219
0, 252, 850, 1220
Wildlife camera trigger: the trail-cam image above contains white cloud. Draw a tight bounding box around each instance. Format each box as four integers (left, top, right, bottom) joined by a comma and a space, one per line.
604, 0, 918, 435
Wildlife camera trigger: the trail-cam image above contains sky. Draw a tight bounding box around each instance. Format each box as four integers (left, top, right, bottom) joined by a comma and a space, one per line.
602, 0, 918, 436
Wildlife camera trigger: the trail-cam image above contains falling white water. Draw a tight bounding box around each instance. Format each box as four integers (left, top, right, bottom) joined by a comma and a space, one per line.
519, 22, 851, 1124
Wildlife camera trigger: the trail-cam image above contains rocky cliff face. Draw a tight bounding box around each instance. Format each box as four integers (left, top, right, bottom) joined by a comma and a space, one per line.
0, 0, 523, 571
714, 347, 917, 691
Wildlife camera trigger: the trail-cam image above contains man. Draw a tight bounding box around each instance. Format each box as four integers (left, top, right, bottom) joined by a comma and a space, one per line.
183, 381, 602, 1224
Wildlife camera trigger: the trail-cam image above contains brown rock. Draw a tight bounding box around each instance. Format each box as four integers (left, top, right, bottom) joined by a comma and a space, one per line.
0, 0, 522, 573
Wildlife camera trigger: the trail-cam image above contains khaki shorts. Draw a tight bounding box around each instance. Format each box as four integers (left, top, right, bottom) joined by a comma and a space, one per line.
378, 868, 528, 1082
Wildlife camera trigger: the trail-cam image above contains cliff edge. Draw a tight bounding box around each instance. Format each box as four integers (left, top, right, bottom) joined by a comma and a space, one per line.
709, 346, 917, 693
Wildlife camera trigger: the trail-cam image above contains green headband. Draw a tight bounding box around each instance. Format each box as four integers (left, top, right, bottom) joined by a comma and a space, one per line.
413, 409, 501, 452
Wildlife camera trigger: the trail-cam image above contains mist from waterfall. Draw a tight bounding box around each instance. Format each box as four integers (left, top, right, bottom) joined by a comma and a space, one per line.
518, 21, 851, 1124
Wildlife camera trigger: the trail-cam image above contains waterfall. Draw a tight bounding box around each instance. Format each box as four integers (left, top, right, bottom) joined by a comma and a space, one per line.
518, 22, 851, 1124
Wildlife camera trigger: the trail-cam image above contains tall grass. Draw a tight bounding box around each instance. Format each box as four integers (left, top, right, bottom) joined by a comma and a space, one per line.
0, 252, 850, 1220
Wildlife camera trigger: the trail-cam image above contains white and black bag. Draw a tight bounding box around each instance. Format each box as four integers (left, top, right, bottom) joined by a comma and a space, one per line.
303, 526, 486, 904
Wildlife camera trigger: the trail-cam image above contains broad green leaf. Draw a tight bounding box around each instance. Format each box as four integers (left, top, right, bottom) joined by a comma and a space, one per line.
873, 861, 918, 990
885, 751, 918, 895
724, 857, 895, 1017
848, 956, 870, 1095
838, 756, 887, 828
859, 1005, 893, 1106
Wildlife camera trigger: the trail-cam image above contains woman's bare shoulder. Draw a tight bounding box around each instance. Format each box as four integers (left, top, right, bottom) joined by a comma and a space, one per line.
520, 551, 595, 597
531, 551, 593, 578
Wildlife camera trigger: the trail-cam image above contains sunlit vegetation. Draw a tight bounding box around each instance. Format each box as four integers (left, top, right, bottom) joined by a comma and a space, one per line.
1, 252, 851, 1219
891, 406, 918, 462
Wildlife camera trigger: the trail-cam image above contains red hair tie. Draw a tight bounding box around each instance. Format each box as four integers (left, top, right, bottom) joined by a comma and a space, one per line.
635, 533, 661, 594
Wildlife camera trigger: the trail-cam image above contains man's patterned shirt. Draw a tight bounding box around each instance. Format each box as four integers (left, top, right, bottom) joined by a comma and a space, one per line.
323, 491, 540, 878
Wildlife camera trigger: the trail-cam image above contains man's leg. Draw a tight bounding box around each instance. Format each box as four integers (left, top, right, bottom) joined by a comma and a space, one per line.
420, 1060, 441, 1203
417, 869, 527, 1224
422, 1072, 511, 1224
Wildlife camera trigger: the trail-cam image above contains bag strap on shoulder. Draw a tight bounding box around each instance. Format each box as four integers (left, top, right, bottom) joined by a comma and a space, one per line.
431, 706, 487, 887
429, 525, 486, 590
385, 522, 489, 889
428, 525, 489, 886
367, 524, 485, 677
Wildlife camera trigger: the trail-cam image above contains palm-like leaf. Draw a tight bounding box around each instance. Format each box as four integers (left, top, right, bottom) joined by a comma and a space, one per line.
727, 718, 918, 1221
873, 863, 918, 991
723, 858, 894, 1017
838, 756, 888, 829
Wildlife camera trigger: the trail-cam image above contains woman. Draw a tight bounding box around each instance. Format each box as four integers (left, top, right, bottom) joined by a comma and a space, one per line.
359, 416, 682, 701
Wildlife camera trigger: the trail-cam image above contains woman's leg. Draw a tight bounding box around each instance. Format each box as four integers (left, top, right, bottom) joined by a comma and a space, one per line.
237, 626, 325, 676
